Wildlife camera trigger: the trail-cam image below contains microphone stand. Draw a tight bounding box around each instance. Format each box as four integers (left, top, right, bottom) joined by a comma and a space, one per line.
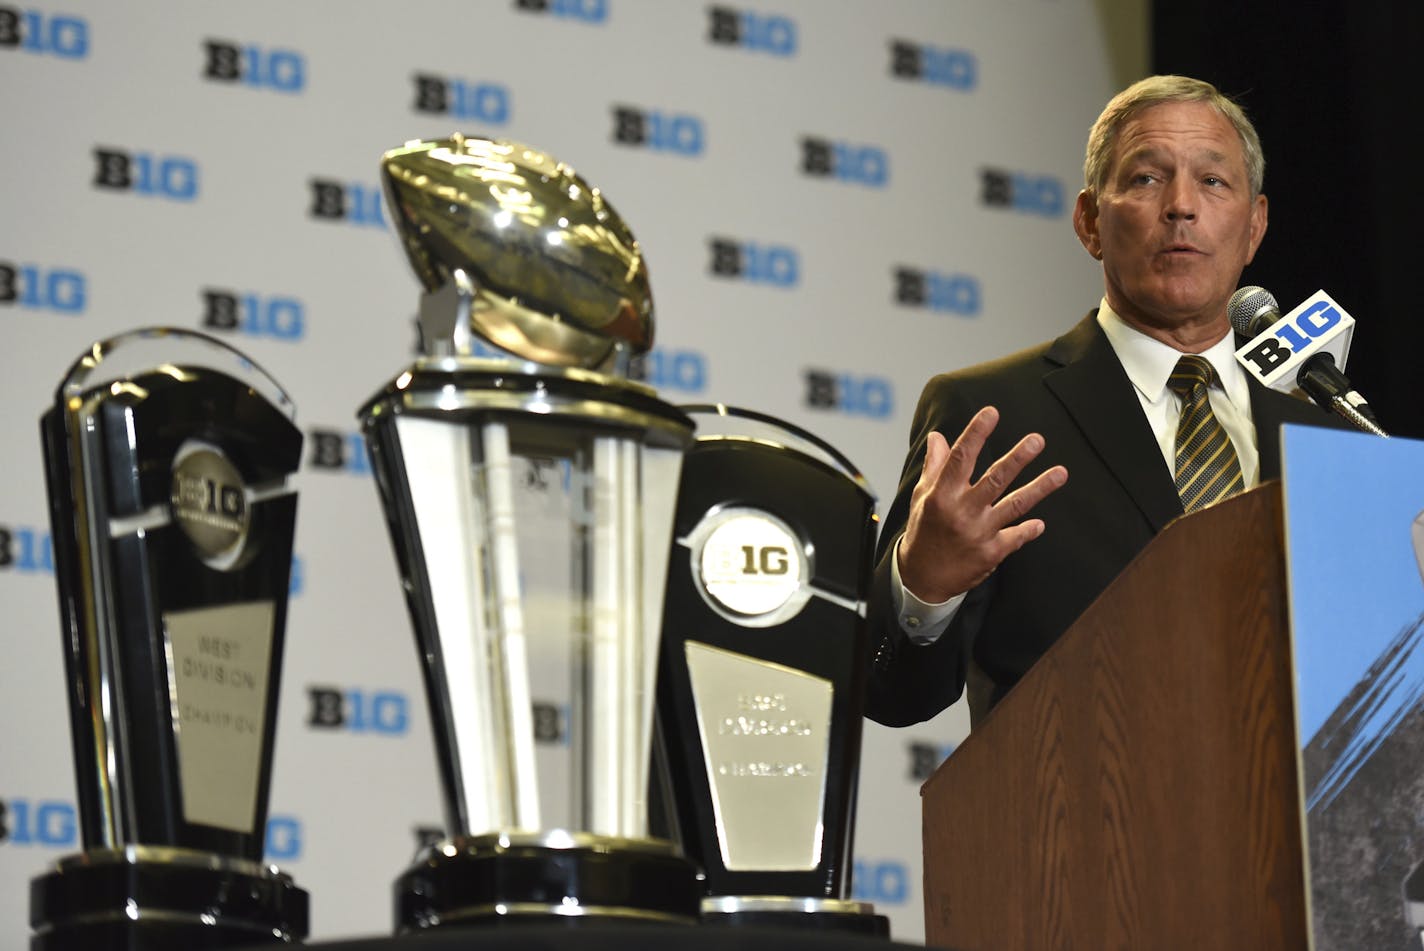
1298, 361, 1389, 437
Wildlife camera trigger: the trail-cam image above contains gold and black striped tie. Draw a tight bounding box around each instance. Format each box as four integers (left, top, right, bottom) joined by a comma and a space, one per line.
1168, 355, 1245, 513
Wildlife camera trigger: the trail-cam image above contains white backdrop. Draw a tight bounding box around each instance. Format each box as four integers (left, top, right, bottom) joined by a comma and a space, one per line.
0, 0, 1140, 942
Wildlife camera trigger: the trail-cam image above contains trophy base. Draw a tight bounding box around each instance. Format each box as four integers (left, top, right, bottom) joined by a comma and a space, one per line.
700, 896, 891, 937
395, 831, 702, 931
30, 846, 308, 949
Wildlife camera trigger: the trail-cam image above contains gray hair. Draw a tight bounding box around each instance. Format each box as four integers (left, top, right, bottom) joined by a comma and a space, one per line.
1083, 75, 1265, 198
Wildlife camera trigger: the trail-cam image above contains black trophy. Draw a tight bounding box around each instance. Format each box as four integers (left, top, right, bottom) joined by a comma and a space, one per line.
653, 405, 888, 935
363, 135, 702, 931
32, 328, 308, 949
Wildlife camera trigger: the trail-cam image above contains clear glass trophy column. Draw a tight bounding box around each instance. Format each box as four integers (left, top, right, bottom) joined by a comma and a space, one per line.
361, 136, 701, 930
32, 328, 308, 949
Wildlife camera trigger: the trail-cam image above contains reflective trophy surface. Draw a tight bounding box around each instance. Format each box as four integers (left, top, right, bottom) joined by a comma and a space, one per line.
33, 328, 308, 949
361, 135, 701, 930
652, 405, 887, 935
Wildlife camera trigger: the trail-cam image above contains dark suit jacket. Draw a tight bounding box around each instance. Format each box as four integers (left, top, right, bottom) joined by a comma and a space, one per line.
864, 310, 1351, 728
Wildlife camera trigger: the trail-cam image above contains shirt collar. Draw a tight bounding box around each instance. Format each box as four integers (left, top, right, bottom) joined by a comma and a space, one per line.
1095, 300, 1251, 410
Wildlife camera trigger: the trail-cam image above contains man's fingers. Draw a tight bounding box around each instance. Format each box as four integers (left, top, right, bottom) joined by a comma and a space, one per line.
920, 429, 950, 484
941, 406, 999, 485
967, 429, 1047, 505
994, 517, 1047, 555
991, 465, 1068, 526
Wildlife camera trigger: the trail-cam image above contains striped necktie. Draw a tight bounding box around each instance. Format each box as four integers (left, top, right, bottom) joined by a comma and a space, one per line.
1168, 355, 1245, 513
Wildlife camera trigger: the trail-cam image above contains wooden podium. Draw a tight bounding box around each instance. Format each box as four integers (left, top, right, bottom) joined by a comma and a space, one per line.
922, 485, 1309, 950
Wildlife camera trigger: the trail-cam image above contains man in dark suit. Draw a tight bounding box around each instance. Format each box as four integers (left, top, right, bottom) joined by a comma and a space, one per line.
865, 75, 1347, 728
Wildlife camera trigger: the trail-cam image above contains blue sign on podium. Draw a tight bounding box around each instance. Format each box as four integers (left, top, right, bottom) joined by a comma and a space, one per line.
1282, 424, 1424, 951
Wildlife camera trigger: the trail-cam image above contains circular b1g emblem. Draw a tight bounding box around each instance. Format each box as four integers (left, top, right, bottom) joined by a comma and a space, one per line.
170, 441, 251, 570
692, 507, 811, 626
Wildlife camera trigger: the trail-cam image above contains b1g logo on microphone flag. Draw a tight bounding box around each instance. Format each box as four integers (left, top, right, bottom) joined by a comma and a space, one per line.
1235, 289, 1356, 391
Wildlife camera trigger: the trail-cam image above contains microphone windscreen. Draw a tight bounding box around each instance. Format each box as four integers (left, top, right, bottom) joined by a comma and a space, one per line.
1228, 285, 1280, 338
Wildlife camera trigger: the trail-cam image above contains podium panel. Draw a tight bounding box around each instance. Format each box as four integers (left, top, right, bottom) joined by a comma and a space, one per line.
921, 487, 1307, 949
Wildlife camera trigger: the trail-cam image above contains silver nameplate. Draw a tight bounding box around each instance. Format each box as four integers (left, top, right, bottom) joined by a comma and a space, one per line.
165, 601, 275, 833
685, 641, 832, 871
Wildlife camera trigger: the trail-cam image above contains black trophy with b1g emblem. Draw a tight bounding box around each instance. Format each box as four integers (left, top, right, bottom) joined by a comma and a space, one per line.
653, 405, 888, 935
31, 328, 308, 949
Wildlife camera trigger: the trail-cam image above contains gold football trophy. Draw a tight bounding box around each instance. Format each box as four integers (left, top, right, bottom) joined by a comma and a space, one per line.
359, 136, 700, 930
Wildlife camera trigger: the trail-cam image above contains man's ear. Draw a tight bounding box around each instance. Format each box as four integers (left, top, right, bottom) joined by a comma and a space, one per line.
1073, 189, 1101, 260
1244, 192, 1269, 264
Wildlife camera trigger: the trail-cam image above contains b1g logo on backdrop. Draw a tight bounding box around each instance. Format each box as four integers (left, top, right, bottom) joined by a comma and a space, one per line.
513, 0, 607, 23
852, 858, 910, 905
0, 7, 88, 59
202, 39, 306, 93
265, 815, 302, 861
801, 137, 889, 188
309, 179, 387, 229
202, 289, 305, 342
804, 369, 893, 420
611, 105, 704, 157
307, 428, 370, 475
894, 267, 981, 317
307, 687, 411, 736
1, 261, 86, 315
93, 147, 199, 202
0, 797, 77, 848
631, 347, 708, 395
906, 740, 955, 782
981, 167, 1065, 218
708, 237, 799, 288
532, 702, 568, 744
889, 39, 976, 90
707, 6, 796, 56
412, 74, 511, 124
288, 555, 304, 597
0, 523, 54, 575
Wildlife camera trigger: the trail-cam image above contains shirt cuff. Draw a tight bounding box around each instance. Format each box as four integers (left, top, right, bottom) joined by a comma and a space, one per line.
890, 535, 966, 644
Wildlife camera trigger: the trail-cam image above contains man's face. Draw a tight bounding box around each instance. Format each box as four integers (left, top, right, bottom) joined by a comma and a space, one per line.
1073, 100, 1268, 346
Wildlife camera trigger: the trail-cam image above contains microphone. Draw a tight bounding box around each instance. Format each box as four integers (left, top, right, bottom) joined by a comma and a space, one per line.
1229, 286, 1386, 436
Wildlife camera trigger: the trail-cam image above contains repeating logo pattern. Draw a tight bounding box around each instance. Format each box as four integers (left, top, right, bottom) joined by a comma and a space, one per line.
0, 4, 1121, 942
0, 262, 85, 315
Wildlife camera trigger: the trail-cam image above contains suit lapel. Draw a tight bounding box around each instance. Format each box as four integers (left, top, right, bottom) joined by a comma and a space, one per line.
1042, 313, 1185, 533
1247, 374, 1349, 480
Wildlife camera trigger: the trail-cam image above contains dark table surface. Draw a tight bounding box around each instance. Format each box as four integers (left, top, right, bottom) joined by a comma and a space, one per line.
237, 922, 956, 951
